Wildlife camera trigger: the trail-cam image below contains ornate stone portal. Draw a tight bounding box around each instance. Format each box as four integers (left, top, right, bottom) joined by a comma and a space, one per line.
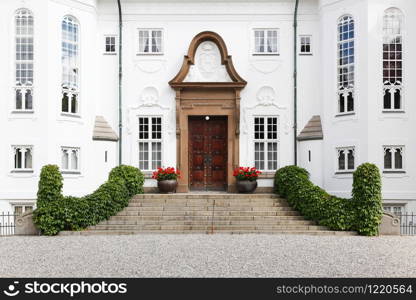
169, 31, 247, 192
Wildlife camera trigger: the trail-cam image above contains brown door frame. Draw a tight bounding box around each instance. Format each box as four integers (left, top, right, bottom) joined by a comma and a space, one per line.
169, 31, 247, 193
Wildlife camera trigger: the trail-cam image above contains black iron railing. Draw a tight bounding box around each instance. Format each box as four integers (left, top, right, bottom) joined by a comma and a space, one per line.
397, 212, 416, 235
0, 212, 17, 236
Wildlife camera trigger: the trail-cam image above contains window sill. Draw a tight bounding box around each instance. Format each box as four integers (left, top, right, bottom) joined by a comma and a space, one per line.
252, 53, 280, 56
382, 171, 408, 179
11, 170, 34, 174
61, 113, 81, 118
382, 110, 405, 114
136, 53, 164, 56
143, 171, 155, 179
11, 110, 34, 114
103, 52, 117, 56
299, 53, 313, 56
257, 172, 276, 179
335, 171, 354, 175
335, 112, 355, 117
61, 171, 81, 175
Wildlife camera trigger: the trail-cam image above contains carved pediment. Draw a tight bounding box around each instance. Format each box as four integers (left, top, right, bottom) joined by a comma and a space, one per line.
169, 31, 246, 89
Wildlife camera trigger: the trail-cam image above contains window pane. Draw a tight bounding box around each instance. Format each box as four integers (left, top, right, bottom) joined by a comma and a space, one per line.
15, 10, 34, 86
383, 89, 391, 109
71, 94, 77, 114
139, 30, 149, 53
15, 148, 22, 169
347, 150, 354, 170
339, 94, 345, 113
338, 15, 354, 113
14, 206, 23, 215
62, 93, 69, 112
25, 89, 33, 110
16, 89, 22, 109
254, 142, 265, 170
338, 150, 345, 170
384, 148, 392, 169
383, 8, 403, 86
139, 117, 149, 140
393, 89, 401, 109
347, 92, 354, 112
62, 150, 69, 169
254, 117, 264, 140
267, 117, 277, 139
71, 150, 78, 170
25, 148, 32, 169
394, 148, 402, 169
152, 117, 162, 139
254, 30, 264, 53
267, 142, 278, 170
62, 16, 79, 110
139, 142, 149, 170
151, 142, 162, 170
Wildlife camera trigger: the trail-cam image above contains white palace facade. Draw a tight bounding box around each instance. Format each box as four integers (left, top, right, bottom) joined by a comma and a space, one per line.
0, 0, 415, 214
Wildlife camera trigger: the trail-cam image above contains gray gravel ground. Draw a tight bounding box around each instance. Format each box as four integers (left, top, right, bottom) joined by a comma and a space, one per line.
1, 234, 415, 277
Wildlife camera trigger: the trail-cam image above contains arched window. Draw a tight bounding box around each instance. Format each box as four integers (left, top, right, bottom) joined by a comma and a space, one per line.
383, 8, 403, 111
15, 9, 34, 111
61, 16, 79, 114
337, 15, 355, 114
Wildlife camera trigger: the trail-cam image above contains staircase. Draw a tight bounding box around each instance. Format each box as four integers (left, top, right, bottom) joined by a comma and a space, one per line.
59, 194, 356, 236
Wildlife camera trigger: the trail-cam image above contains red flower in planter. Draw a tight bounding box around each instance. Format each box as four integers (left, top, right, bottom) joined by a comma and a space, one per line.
232, 166, 262, 181
152, 167, 180, 181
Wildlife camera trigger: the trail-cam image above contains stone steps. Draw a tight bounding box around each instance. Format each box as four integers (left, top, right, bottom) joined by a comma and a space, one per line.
132, 194, 278, 200
128, 201, 289, 207
100, 220, 316, 225
115, 210, 301, 216
58, 193, 357, 236
122, 206, 295, 211
89, 224, 328, 231
108, 215, 307, 221
60, 230, 357, 236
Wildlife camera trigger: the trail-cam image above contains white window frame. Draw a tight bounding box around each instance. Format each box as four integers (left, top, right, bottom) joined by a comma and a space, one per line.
382, 8, 404, 112
383, 145, 405, 173
12, 145, 33, 172
253, 116, 279, 172
61, 147, 80, 173
138, 116, 163, 171
336, 146, 355, 173
383, 205, 405, 215
299, 34, 312, 55
61, 15, 80, 116
337, 15, 355, 115
104, 35, 117, 55
14, 8, 34, 113
137, 29, 163, 55
13, 204, 34, 216
253, 28, 279, 55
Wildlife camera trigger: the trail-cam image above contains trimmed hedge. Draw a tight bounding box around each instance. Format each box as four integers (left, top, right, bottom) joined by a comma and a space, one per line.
33, 165, 144, 235
274, 163, 383, 236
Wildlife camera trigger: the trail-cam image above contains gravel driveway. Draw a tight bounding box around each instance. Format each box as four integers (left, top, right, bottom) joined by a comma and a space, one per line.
1, 235, 415, 277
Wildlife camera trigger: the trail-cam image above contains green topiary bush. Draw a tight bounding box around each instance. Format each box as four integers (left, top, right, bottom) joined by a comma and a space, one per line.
33, 165, 144, 235
352, 163, 383, 236
36, 165, 63, 209
109, 165, 145, 196
274, 163, 382, 236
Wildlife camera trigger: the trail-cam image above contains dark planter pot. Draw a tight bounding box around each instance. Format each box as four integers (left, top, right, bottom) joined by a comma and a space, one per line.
157, 180, 178, 193
236, 180, 258, 193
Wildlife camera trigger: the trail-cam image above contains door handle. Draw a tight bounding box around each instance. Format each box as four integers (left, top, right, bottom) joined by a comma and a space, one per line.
204, 154, 212, 166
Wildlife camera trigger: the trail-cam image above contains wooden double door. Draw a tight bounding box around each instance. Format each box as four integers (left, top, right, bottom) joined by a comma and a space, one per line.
189, 116, 228, 191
